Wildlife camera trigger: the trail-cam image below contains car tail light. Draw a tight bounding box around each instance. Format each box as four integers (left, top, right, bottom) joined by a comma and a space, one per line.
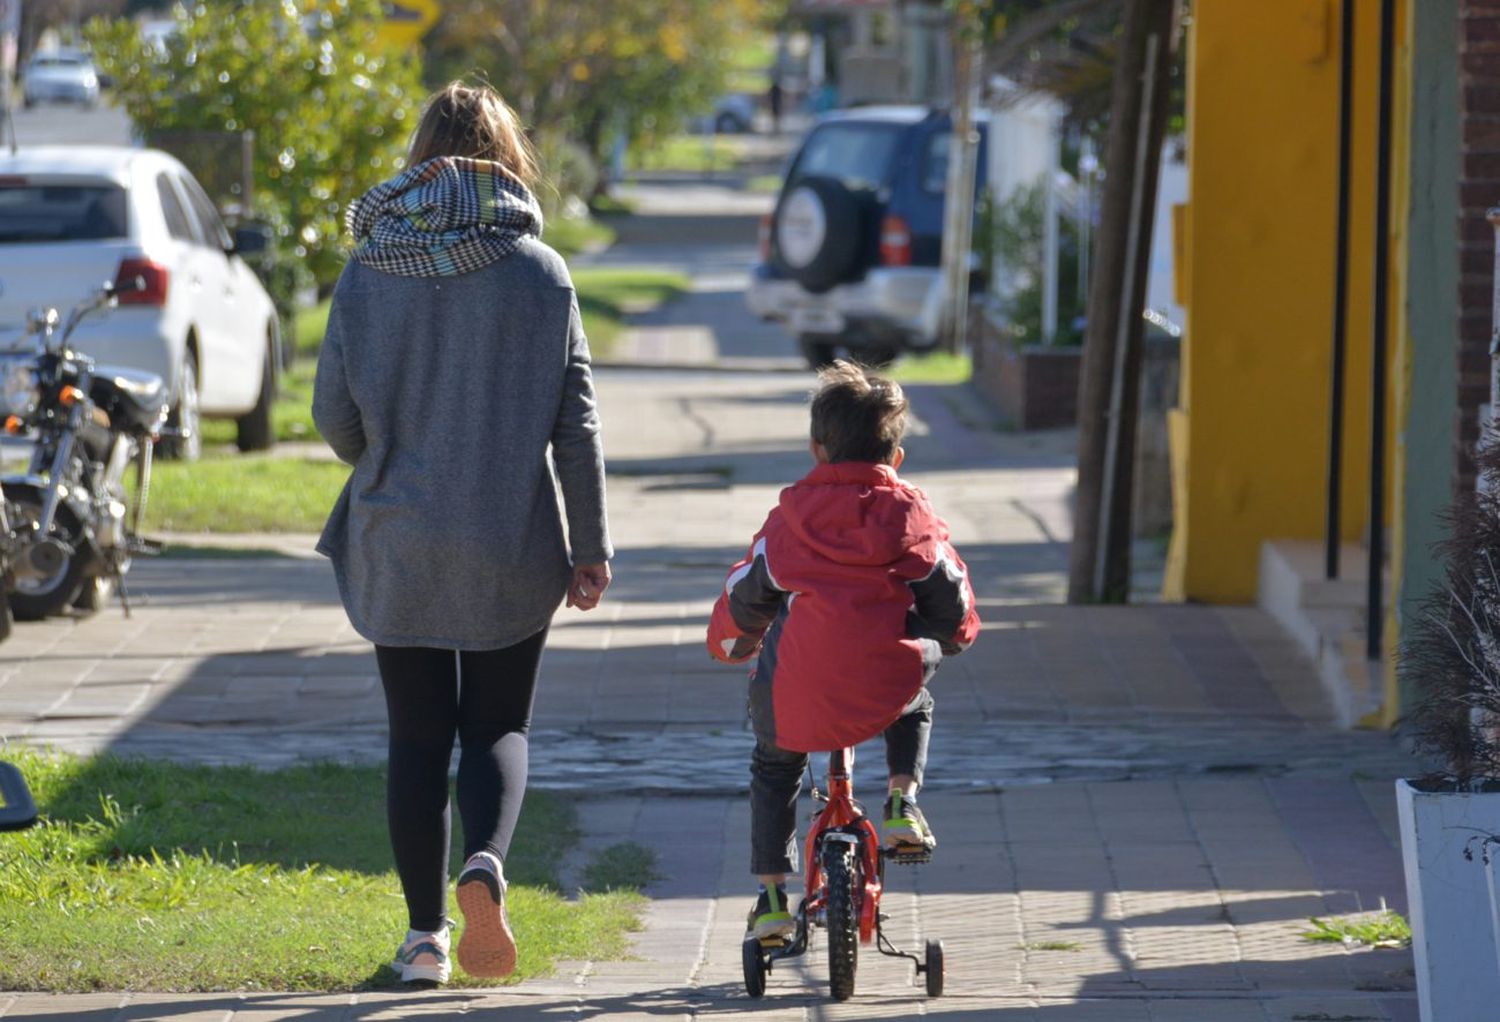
758, 213, 772, 262
114, 258, 169, 307
880, 214, 912, 267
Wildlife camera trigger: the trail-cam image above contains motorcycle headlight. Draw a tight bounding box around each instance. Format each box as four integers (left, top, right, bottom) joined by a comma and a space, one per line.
1, 361, 39, 419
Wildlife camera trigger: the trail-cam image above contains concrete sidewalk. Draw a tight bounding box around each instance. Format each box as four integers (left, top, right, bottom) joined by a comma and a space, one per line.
0, 368, 1420, 1021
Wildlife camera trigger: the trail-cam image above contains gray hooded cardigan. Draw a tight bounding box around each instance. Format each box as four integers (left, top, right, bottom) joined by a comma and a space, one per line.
312, 238, 612, 650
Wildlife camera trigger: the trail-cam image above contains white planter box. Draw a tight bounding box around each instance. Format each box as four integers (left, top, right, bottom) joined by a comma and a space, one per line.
1397, 778, 1500, 1021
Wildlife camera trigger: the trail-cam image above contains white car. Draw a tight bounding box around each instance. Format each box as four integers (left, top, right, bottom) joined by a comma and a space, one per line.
0, 146, 280, 458
21, 51, 101, 108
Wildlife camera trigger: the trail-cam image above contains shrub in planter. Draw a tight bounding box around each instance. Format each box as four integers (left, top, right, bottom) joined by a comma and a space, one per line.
1399, 431, 1500, 1021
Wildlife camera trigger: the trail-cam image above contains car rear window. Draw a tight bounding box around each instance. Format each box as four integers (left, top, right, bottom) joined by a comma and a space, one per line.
787, 123, 903, 192
922, 131, 951, 192
0, 183, 128, 243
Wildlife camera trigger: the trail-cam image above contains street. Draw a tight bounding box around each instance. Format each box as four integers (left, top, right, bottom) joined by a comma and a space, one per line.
0, 96, 1424, 1021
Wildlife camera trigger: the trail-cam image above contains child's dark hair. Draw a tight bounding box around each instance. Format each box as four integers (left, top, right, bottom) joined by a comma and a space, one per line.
810, 361, 909, 464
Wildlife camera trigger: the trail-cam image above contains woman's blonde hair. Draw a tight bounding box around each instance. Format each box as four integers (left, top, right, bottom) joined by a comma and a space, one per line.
408, 81, 540, 188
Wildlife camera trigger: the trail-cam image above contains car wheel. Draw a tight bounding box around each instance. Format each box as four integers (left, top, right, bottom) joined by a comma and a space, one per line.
773, 176, 868, 294
715, 112, 744, 134
159, 348, 202, 462
799, 335, 839, 370
235, 338, 277, 453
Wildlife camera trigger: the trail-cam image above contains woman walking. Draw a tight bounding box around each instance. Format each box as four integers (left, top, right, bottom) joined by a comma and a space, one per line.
313, 81, 613, 985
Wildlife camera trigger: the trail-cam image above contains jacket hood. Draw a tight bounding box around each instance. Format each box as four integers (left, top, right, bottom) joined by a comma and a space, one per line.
777, 462, 931, 567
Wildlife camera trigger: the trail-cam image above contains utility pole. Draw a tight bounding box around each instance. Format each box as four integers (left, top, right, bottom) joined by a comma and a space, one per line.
938, 2, 987, 354
1066, 0, 1179, 603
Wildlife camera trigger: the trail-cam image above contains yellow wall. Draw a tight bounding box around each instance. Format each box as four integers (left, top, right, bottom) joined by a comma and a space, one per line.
1166, 0, 1399, 603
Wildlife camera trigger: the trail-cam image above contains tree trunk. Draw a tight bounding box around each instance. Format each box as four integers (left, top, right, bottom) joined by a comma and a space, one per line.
1066, 0, 1178, 604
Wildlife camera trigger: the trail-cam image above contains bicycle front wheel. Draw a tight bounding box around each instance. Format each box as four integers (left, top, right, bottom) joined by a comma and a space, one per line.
823, 840, 859, 1001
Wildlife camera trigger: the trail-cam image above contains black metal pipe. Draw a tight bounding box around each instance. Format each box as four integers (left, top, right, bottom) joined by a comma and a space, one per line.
1326, 0, 1355, 581
1368, 0, 1395, 662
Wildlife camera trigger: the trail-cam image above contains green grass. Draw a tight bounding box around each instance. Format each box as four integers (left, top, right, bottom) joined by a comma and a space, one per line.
1017, 940, 1083, 952
589, 193, 639, 217
746, 173, 783, 194
571, 266, 691, 355
145, 456, 349, 533
628, 134, 750, 175
0, 748, 644, 992
581, 842, 662, 893
1302, 912, 1412, 949
547, 215, 617, 259
888, 352, 973, 385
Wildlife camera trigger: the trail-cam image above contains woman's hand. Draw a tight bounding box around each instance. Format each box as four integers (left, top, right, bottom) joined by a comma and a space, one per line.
567, 562, 612, 611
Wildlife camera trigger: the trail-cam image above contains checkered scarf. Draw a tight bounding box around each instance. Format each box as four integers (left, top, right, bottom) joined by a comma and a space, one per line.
346, 156, 544, 278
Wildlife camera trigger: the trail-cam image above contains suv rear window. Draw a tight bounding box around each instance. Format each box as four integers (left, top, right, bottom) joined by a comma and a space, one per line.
0, 183, 128, 243
787, 123, 903, 192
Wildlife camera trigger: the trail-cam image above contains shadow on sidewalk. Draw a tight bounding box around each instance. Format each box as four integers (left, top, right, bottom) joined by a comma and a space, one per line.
7, 970, 1417, 1019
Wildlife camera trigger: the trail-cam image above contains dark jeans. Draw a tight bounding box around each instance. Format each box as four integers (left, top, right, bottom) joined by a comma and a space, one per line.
375, 628, 547, 932
749, 686, 933, 876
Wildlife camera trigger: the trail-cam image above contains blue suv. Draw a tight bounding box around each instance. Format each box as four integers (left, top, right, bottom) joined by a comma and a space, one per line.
747, 106, 987, 368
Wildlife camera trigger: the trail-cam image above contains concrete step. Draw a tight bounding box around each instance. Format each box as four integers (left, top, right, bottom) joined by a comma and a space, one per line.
1258, 538, 1386, 728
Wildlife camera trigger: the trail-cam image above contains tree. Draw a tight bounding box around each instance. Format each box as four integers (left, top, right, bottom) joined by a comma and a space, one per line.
85, 0, 424, 287
423, 0, 765, 199
1065, 0, 1178, 603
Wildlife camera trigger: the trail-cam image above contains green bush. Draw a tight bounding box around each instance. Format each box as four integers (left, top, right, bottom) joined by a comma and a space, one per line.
981, 179, 1084, 346
86, 0, 424, 289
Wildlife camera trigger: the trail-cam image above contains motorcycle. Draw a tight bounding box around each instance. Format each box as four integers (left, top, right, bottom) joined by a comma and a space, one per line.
0, 278, 169, 620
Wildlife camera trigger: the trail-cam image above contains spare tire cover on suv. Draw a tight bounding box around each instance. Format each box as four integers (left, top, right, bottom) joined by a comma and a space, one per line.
773, 175, 866, 294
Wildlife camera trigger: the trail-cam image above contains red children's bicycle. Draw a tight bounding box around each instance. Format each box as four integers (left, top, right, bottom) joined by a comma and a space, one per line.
741, 745, 944, 1002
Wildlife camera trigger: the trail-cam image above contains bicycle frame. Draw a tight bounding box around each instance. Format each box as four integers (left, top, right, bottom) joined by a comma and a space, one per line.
801, 746, 883, 943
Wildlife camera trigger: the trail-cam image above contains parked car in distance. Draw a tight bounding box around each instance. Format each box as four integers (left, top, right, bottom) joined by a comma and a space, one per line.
746, 107, 987, 368
693, 94, 757, 135
0, 146, 280, 458
21, 50, 100, 108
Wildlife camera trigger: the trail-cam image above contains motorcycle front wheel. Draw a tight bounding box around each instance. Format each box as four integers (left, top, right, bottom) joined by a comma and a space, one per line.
8, 488, 88, 621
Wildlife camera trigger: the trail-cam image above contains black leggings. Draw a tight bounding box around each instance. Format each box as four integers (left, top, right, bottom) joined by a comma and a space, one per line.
375, 628, 547, 932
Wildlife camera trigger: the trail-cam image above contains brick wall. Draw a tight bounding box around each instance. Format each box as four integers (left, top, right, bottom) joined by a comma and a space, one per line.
1458, 1, 1500, 489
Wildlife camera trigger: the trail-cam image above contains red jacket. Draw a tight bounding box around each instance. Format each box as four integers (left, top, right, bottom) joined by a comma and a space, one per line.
707, 461, 980, 752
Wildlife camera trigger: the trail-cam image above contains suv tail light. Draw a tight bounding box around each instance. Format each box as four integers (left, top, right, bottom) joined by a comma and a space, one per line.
757, 213, 772, 263
880, 214, 912, 267
114, 258, 169, 307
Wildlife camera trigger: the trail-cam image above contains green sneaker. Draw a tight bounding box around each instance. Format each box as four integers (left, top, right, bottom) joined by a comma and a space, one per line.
882, 792, 937, 851
747, 884, 795, 941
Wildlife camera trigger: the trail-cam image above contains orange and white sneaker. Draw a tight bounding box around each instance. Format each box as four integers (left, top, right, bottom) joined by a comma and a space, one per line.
391, 924, 452, 985
456, 850, 518, 978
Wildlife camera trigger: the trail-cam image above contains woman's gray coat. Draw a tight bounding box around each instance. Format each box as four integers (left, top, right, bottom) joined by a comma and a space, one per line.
312, 238, 612, 650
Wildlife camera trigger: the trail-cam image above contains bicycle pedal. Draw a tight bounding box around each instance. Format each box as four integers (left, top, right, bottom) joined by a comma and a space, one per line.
886, 846, 934, 865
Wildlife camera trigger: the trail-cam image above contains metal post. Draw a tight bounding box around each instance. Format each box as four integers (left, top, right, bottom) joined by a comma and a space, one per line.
1043, 129, 1061, 342
1326, 0, 1354, 581
1367, 0, 1395, 663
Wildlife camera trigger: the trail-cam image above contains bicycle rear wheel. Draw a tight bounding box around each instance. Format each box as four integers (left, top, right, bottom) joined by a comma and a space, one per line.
823, 841, 859, 1001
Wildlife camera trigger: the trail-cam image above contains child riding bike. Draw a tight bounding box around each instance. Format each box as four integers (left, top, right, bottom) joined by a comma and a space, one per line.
707, 361, 981, 942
